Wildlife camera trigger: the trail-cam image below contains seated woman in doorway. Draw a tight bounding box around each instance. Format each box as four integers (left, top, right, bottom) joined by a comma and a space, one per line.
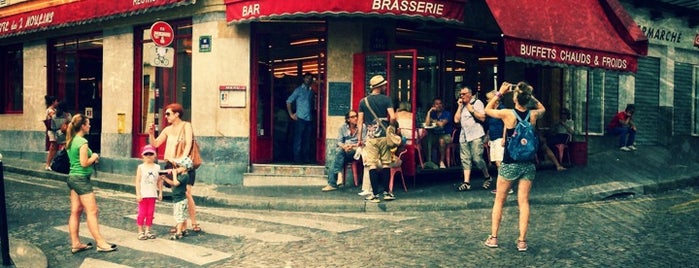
396, 102, 415, 139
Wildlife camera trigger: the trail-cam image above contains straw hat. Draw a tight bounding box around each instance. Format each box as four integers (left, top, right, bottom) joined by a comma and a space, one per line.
369, 75, 387, 89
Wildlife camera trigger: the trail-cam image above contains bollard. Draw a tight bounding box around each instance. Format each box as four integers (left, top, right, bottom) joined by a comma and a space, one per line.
0, 153, 13, 266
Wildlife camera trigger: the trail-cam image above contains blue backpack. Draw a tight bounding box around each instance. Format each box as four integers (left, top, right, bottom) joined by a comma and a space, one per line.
507, 110, 538, 161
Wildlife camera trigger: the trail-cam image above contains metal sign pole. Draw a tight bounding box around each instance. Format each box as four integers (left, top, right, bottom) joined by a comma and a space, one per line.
0, 154, 14, 266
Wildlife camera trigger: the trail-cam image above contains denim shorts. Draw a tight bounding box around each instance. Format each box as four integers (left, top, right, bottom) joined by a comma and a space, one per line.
67, 175, 94, 195
499, 162, 536, 181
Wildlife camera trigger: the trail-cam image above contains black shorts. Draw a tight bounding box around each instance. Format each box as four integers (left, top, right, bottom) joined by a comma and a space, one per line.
164, 162, 196, 186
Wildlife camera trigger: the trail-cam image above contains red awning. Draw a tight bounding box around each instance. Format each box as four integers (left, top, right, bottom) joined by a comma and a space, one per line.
0, 0, 195, 38
486, 0, 648, 72
225, 0, 466, 24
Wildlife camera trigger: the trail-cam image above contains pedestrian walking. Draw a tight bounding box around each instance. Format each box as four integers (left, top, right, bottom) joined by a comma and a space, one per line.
65, 114, 117, 253
454, 85, 493, 191
483, 81, 545, 252
134, 144, 163, 240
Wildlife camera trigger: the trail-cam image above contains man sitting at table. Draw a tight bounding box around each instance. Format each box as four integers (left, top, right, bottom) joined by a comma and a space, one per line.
424, 98, 453, 168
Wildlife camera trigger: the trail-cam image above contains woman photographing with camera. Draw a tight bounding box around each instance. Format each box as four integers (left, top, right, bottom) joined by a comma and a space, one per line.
483, 82, 545, 252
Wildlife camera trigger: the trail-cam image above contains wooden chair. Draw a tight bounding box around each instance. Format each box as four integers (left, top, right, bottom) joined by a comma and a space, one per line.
388, 149, 409, 193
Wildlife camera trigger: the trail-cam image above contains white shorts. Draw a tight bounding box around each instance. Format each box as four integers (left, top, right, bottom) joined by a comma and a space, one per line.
47, 130, 57, 142
488, 138, 505, 162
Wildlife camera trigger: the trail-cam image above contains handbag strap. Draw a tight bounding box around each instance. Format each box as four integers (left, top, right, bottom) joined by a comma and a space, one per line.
362, 97, 388, 132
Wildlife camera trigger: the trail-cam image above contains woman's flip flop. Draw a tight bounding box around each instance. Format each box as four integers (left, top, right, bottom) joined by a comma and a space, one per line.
70, 242, 93, 254
96, 244, 118, 253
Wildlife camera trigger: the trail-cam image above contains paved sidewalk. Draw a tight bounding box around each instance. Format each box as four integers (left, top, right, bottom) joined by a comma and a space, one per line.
4, 146, 699, 213
2, 146, 697, 268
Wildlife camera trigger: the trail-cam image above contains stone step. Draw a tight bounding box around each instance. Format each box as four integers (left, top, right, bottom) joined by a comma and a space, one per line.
249, 164, 326, 176
242, 173, 327, 187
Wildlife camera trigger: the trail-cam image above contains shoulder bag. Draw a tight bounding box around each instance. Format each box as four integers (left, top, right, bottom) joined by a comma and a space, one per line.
175, 122, 202, 169
362, 98, 402, 147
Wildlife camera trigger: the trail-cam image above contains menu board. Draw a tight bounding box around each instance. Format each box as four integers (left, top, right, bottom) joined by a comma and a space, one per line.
365, 54, 387, 95
328, 82, 351, 116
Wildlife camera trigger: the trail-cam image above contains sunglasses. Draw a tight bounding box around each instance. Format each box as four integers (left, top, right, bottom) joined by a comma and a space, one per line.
165, 112, 172, 116
459, 93, 469, 96
349, 115, 358, 118
143, 152, 155, 156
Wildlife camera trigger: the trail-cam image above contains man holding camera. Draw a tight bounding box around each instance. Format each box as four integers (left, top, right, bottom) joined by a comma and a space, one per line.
454, 85, 493, 191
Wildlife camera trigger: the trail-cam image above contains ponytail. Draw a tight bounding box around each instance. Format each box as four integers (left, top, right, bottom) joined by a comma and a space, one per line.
66, 114, 88, 149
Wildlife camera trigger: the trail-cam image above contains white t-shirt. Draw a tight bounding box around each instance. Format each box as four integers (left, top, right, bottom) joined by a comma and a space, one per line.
138, 163, 160, 198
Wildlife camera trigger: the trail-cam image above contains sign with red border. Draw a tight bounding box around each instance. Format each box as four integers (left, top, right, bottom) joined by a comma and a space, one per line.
150, 21, 174, 47
694, 34, 699, 48
0, 0, 192, 38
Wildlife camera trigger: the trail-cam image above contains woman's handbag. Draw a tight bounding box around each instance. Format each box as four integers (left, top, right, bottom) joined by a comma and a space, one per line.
50, 149, 70, 174
189, 139, 202, 169
362, 98, 402, 147
175, 122, 202, 169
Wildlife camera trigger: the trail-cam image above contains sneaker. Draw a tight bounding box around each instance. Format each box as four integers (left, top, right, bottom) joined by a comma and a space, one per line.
145, 231, 156, 239
620, 146, 631, 151
457, 182, 471, 191
170, 233, 183, 240
439, 162, 446, 168
365, 195, 381, 203
321, 185, 338, 192
484, 235, 498, 248
482, 178, 493, 189
383, 192, 396, 201
628, 145, 637, 151
357, 190, 373, 196
517, 240, 528, 252
137, 232, 147, 240
337, 172, 344, 186
44, 165, 52, 171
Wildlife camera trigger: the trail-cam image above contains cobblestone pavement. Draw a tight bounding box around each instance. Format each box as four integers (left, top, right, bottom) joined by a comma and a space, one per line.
3, 172, 698, 267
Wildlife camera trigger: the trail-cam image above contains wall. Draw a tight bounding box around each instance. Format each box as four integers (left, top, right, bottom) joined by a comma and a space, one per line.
0, 41, 47, 153
324, 20, 363, 166
189, 12, 251, 184
101, 26, 134, 158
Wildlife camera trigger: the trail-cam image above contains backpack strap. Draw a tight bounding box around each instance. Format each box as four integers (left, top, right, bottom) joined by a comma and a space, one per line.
512, 110, 530, 123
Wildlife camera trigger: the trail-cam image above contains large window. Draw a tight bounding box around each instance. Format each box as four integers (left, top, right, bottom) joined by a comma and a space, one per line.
1, 44, 23, 114
133, 19, 192, 157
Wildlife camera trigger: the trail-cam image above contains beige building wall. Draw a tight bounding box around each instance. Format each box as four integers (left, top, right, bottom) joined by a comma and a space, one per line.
3, 41, 48, 131
192, 14, 250, 138
102, 27, 134, 135
326, 20, 363, 139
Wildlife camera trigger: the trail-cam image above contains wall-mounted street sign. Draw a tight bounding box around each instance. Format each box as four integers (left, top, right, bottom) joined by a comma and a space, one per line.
150, 21, 174, 47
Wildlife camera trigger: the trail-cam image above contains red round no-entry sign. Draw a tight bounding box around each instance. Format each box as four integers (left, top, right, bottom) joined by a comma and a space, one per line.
150, 21, 174, 47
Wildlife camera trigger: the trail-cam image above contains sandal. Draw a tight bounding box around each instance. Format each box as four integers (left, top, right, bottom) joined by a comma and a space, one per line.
137, 232, 148, 240
192, 224, 202, 233
482, 178, 493, 189
96, 244, 117, 253
70, 242, 93, 254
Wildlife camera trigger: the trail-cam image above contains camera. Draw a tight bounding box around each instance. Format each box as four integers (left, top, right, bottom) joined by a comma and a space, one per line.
510, 84, 516, 91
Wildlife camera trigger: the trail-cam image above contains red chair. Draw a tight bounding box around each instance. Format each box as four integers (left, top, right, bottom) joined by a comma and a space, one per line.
401, 128, 424, 169
388, 150, 409, 193
342, 158, 362, 187
445, 129, 459, 167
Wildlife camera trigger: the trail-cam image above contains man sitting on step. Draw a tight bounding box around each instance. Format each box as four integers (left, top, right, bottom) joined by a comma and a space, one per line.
322, 110, 366, 192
